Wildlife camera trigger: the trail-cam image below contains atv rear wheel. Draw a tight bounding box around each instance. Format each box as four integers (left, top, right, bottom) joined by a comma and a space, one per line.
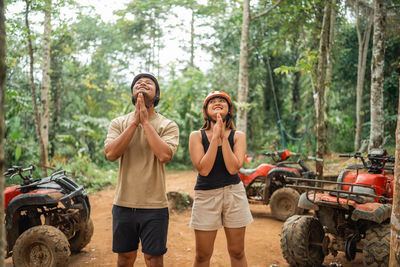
363, 224, 390, 266
280, 215, 325, 267
12, 225, 70, 267
270, 187, 303, 221
69, 218, 94, 253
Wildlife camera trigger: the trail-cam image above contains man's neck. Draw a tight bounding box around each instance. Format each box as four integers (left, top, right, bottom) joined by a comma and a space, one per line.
147, 108, 156, 117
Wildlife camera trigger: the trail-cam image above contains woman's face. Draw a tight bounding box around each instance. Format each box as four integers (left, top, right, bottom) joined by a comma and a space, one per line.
206, 96, 229, 120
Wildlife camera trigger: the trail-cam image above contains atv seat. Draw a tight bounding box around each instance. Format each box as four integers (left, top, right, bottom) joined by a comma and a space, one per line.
329, 184, 376, 204
239, 168, 258, 176
329, 192, 374, 204
276, 162, 302, 172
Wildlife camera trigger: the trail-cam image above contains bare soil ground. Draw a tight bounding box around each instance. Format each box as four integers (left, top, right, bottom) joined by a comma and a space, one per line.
6, 169, 363, 266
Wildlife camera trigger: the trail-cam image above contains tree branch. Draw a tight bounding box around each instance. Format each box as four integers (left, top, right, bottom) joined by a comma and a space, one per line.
251, 0, 284, 21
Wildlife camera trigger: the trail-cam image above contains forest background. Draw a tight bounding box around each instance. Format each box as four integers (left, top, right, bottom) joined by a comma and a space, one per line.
2, 0, 400, 190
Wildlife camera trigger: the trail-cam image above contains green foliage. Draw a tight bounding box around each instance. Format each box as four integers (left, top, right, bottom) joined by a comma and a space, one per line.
4, 0, 400, 193
54, 155, 117, 193
160, 67, 208, 165
167, 191, 193, 211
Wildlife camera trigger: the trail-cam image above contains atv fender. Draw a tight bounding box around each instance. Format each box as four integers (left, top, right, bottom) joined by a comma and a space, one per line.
265, 169, 300, 204
298, 192, 319, 210
5, 192, 90, 230
5, 194, 59, 230
351, 203, 391, 223
267, 168, 300, 183
263, 177, 272, 204
5, 194, 60, 255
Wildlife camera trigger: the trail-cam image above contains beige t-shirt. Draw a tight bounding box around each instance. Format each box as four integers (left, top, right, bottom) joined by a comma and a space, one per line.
104, 111, 179, 209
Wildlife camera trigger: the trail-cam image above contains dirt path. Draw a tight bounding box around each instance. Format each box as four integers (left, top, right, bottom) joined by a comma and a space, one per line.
6, 170, 362, 266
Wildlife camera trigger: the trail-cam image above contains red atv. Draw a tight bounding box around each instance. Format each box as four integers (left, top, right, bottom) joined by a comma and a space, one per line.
4, 165, 93, 267
239, 149, 316, 221
280, 148, 394, 266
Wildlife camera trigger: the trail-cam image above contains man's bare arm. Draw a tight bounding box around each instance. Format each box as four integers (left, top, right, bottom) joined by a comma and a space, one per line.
105, 103, 140, 162
142, 122, 173, 163
104, 121, 139, 162
137, 93, 173, 163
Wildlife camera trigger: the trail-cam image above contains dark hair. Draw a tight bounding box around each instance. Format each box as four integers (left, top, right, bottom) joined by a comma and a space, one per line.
200, 117, 236, 130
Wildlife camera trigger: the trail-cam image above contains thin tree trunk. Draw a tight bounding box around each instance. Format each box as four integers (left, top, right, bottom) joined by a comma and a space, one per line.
50, 77, 60, 158
324, 0, 336, 155
355, 0, 373, 151
236, 0, 282, 134
40, 0, 52, 176
291, 36, 301, 134
236, 0, 250, 134
315, 1, 331, 178
369, 0, 386, 149
25, 0, 46, 175
190, 8, 195, 68
311, 1, 324, 130
0, 0, 6, 264
292, 71, 301, 134
266, 56, 286, 148
389, 76, 400, 267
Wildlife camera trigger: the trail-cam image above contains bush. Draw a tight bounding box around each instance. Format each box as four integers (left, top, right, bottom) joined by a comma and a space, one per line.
54, 155, 117, 193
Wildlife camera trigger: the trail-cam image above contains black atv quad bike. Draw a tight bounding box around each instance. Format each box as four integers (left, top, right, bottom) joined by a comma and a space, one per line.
4, 165, 93, 267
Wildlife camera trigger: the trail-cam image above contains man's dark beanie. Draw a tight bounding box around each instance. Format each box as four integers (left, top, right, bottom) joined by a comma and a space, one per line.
130, 72, 160, 95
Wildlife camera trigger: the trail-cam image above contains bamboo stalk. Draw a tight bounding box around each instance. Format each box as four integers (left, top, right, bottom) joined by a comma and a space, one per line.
389, 76, 400, 266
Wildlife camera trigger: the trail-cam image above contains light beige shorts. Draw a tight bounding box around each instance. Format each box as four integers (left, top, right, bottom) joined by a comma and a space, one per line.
190, 182, 253, 231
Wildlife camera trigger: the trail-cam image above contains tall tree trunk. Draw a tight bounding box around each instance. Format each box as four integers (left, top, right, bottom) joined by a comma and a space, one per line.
315, 1, 331, 178
266, 56, 286, 148
190, 8, 195, 68
389, 77, 400, 267
40, 0, 52, 176
310, 1, 324, 131
290, 34, 301, 135
236, 0, 282, 134
25, 0, 47, 175
50, 77, 60, 158
292, 71, 301, 134
236, 0, 250, 134
324, 0, 336, 154
0, 0, 6, 264
369, 0, 386, 149
355, 0, 373, 151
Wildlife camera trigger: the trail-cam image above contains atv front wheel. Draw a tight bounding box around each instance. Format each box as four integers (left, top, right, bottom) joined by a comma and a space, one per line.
69, 218, 94, 253
270, 187, 303, 221
12, 225, 70, 267
280, 215, 325, 267
363, 224, 390, 266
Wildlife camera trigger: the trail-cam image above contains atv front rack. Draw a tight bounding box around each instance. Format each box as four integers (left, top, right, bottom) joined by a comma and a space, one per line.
286, 177, 392, 209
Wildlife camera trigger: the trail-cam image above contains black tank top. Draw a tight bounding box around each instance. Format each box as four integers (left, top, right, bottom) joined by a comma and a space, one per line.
194, 130, 241, 190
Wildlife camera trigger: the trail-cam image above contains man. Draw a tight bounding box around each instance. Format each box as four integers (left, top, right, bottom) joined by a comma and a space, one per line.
104, 73, 179, 267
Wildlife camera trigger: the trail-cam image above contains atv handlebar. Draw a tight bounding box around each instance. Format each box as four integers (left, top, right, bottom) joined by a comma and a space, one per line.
264, 149, 298, 162
4, 165, 35, 176
339, 152, 395, 162
339, 151, 395, 172
4, 165, 36, 185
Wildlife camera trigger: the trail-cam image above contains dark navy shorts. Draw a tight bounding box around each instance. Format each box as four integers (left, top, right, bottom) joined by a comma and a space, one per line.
112, 205, 169, 256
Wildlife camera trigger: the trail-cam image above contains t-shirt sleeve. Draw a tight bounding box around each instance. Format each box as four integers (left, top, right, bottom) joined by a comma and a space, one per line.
161, 121, 180, 155
104, 118, 122, 147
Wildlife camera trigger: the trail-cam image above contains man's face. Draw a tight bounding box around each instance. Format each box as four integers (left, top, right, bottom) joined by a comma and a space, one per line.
132, 77, 156, 107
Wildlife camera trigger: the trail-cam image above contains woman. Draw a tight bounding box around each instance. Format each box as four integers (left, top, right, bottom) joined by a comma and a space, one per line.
189, 91, 253, 267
